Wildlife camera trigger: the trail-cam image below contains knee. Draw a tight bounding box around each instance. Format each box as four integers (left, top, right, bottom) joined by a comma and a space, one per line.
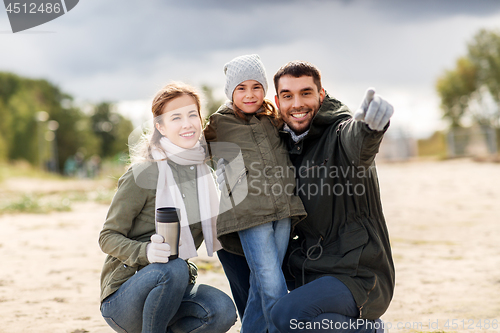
149, 259, 189, 290
213, 295, 237, 331
271, 295, 294, 332
200, 286, 237, 332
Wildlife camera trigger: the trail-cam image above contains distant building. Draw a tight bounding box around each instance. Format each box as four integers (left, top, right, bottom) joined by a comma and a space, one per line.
378, 128, 418, 161
447, 125, 498, 157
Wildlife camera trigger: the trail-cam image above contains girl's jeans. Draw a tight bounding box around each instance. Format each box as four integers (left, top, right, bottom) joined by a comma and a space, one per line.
100, 258, 237, 333
237, 217, 291, 333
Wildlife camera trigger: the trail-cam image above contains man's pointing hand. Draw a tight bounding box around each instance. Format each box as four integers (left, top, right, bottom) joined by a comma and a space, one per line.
354, 88, 394, 131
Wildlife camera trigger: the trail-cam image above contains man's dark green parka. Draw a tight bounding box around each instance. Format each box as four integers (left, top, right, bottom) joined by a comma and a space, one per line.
280, 94, 395, 320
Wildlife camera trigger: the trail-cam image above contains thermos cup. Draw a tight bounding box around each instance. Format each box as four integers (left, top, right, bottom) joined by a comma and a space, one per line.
156, 207, 181, 260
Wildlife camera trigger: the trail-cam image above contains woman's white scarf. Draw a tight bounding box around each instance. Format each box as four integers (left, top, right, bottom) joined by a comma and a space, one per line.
151, 137, 221, 259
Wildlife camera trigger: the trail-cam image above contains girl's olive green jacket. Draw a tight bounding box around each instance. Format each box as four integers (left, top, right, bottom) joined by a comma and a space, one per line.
204, 104, 307, 256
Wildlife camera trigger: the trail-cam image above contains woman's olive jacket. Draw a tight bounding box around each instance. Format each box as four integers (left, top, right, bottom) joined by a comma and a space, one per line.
98, 163, 197, 303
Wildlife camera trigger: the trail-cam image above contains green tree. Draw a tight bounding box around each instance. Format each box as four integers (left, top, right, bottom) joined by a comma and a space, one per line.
437, 29, 500, 130
0, 99, 9, 161
29, 79, 101, 170
0, 72, 118, 171
6, 88, 40, 163
436, 57, 477, 128
467, 29, 500, 129
201, 84, 224, 123
0, 73, 19, 161
90, 102, 134, 159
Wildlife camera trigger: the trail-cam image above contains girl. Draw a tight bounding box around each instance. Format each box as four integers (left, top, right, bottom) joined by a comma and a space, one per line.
99, 82, 236, 333
204, 54, 307, 333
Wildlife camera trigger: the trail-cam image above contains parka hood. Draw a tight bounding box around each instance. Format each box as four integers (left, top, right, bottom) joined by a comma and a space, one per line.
305, 93, 352, 140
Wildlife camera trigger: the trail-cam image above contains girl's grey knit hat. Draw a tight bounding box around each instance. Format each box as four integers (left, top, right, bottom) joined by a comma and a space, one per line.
224, 54, 268, 101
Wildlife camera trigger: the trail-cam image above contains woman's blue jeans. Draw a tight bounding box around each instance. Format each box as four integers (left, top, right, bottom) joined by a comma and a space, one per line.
100, 258, 237, 333
237, 217, 291, 333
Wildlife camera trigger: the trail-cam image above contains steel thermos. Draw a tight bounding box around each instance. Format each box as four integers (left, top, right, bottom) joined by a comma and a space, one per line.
156, 207, 181, 260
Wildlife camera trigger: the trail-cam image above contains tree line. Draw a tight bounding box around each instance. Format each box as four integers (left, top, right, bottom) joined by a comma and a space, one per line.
0, 72, 134, 173
436, 28, 500, 155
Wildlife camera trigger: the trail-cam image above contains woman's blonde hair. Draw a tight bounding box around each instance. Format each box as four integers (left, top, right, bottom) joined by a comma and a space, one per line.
130, 82, 202, 164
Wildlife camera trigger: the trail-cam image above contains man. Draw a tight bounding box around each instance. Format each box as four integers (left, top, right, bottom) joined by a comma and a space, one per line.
218, 60, 395, 332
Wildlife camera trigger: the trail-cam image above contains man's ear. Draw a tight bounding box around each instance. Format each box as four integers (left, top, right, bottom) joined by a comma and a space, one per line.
319, 88, 326, 103
275, 95, 280, 109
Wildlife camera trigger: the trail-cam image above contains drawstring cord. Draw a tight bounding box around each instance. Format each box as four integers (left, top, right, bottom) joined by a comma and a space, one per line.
286, 236, 324, 286
287, 245, 303, 281
301, 236, 323, 286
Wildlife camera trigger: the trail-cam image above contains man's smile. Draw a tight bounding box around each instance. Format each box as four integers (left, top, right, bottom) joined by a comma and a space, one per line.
291, 112, 308, 119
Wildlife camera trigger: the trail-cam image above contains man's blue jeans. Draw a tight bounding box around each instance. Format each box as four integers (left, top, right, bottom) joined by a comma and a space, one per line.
237, 217, 291, 333
218, 251, 381, 333
100, 258, 237, 333
271, 276, 379, 333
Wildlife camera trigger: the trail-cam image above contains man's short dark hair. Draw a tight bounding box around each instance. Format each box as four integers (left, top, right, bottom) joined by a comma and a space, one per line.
273, 61, 322, 93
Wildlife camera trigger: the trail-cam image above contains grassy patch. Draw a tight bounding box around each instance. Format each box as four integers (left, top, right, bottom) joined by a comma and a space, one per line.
90, 188, 116, 205
0, 188, 115, 215
194, 261, 224, 274
0, 194, 71, 214
0, 161, 64, 183
417, 131, 448, 158
0, 159, 127, 184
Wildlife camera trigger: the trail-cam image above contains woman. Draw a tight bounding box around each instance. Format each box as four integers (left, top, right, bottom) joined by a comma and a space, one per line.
99, 82, 237, 333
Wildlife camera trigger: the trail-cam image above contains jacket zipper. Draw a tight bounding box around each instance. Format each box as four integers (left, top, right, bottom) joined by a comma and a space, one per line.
358, 275, 377, 318
226, 167, 248, 197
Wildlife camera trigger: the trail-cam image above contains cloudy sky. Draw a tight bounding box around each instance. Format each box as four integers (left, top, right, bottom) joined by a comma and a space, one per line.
2, 0, 500, 138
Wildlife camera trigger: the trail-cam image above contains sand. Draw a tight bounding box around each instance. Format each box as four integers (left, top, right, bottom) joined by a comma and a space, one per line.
0, 158, 499, 333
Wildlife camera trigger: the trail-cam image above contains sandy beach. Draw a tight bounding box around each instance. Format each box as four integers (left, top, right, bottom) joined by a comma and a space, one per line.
0, 158, 499, 333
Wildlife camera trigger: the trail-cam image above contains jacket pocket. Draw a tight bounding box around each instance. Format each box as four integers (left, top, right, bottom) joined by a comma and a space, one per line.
110, 261, 138, 284
338, 220, 369, 254
358, 218, 390, 269
315, 220, 369, 276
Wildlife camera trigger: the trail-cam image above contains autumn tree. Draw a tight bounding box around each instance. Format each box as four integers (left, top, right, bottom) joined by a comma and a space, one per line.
436, 29, 500, 153
437, 29, 500, 128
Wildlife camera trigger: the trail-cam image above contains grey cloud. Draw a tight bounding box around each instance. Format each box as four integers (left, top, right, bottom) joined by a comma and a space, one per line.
2, 0, 500, 102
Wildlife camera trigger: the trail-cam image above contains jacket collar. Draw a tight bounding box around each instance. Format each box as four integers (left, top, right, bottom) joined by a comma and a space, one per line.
216, 101, 235, 114
306, 93, 351, 139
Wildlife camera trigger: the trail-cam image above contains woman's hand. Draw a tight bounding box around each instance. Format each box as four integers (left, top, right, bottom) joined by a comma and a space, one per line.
146, 234, 171, 263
